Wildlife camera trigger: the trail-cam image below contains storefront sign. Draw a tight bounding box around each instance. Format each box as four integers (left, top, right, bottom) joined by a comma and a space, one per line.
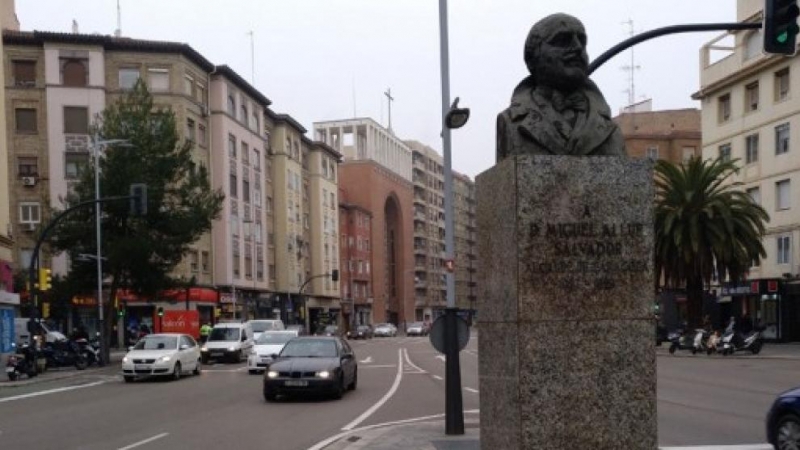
160, 310, 200, 339
0, 308, 14, 353
768, 280, 779, 293
72, 296, 98, 306
0, 290, 20, 306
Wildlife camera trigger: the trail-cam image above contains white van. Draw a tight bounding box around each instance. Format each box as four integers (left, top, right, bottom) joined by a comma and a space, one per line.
246, 319, 285, 340
14, 318, 66, 346
200, 322, 254, 364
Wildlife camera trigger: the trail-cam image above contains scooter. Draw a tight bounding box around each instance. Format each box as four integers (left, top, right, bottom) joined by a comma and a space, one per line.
720, 328, 764, 355
6, 344, 39, 381
74, 338, 102, 366
668, 328, 708, 355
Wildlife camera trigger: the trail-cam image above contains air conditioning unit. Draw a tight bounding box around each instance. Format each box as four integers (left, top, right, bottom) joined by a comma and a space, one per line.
21, 176, 36, 187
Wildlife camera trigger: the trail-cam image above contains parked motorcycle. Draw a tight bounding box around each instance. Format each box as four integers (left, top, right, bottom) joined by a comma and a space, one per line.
42, 338, 88, 370
668, 328, 708, 355
6, 344, 38, 381
720, 328, 764, 355
74, 338, 101, 366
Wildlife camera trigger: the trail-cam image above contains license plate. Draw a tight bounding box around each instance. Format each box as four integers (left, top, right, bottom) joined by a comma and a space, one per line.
260, 357, 272, 363
134, 364, 150, 370
5, 367, 14, 373
285, 380, 308, 387
210, 352, 223, 357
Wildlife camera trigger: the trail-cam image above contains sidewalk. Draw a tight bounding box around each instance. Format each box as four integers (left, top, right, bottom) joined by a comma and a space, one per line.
0, 350, 126, 389
317, 416, 480, 450
656, 342, 800, 360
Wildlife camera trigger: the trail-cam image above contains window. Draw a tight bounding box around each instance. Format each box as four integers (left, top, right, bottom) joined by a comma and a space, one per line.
227, 95, 236, 116
747, 187, 761, 205
190, 251, 199, 272
269, 264, 276, 283
198, 124, 206, 146
147, 68, 169, 92
253, 149, 261, 170
266, 196, 273, 213
777, 179, 791, 210
777, 235, 792, 265
65, 153, 89, 179
243, 179, 250, 203
184, 75, 194, 96
13, 60, 35, 86
15, 108, 37, 133
718, 143, 731, 162
242, 142, 249, 165
201, 251, 210, 272
330, 192, 335, 210
776, 68, 791, 101
745, 82, 759, 112
646, 146, 658, 160
682, 147, 695, 163
745, 134, 759, 164
718, 93, 731, 122
245, 255, 253, 279
186, 118, 195, 141
228, 134, 237, 158
17, 157, 38, 177
196, 83, 206, 105
118, 68, 140, 90
240, 104, 248, 123
230, 173, 238, 198
233, 253, 240, 279
19, 202, 41, 224
63, 106, 89, 134
251, 112, 259, 131
776, 123, 790, 155
62, 59, 87, 87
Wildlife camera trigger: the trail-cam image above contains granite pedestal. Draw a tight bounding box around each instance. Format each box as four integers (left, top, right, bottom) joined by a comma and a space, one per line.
476, 155, 657, 450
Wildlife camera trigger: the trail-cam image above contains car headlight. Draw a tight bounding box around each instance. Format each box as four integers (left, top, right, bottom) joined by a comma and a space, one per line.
228, 346, 236, 352
201, 347, 208, 352
159, 356, 171, 362
267, 371, 279, 378
317, 371, 330, 379
122, 356, 129, 363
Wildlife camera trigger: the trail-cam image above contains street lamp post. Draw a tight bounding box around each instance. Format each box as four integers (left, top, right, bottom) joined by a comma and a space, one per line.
92, 135, 131, 365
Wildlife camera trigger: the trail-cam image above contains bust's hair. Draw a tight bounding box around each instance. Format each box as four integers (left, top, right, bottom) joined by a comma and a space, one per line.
523, 13, 586, 78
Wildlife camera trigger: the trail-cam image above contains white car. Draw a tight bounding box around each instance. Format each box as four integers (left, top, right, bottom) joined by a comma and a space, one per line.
247, 330, 299, 374
121, 333, 201, 383
374, 323, 397, 337
246, 319, 286, 340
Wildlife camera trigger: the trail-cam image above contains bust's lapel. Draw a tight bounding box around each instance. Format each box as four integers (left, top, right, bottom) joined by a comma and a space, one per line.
510, 90, 567, 154
568, 86, 616, 155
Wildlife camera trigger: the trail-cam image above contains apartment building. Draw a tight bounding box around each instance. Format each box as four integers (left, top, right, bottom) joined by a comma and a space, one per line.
406, 140, 446, 321
614, 108, 702, 164
338, 187, 373, 328
694, 0, 800, 341
453, 172, 477, 321
315, 118, 414, 326
209, 65, 272, 320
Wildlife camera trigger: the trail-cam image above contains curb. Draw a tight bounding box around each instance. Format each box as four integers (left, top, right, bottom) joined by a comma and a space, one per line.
0, 352, 126, 389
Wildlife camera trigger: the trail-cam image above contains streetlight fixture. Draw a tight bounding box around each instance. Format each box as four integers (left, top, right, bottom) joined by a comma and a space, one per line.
444, 97, 470, 130
92, 135, 132, 365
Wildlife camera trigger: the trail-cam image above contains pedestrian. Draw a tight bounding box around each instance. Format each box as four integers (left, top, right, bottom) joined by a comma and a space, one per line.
200, 322, 212, 344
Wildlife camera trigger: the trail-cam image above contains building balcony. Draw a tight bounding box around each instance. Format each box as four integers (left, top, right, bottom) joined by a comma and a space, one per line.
414, 246, 427, 255
414, 211, 427, 221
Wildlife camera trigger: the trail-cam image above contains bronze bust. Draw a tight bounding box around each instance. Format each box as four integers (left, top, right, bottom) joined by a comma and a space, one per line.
496, 14, 625, 161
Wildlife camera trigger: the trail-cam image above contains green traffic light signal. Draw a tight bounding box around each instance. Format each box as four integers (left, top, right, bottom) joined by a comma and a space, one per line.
764, 0, 800, 55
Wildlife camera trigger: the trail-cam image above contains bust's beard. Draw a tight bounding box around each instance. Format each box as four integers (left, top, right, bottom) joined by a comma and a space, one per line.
535, 65, 587, 92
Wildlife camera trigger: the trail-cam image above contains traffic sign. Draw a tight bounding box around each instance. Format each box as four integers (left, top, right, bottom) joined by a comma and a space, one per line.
429, 314, 469, 354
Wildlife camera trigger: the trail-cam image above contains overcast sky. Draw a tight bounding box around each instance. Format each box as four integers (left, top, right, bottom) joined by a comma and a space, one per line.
16, 0, 738, 178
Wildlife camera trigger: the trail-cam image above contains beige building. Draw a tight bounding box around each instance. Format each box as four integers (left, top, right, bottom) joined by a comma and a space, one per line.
406, 140, 446, 321
695, 0, 800, 341
453, 171, 477, 320
0, 0, 19, 310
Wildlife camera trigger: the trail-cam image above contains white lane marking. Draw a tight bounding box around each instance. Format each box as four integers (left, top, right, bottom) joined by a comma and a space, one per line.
341, 349, 403, 431
308, 410, 480, 450
435, 355, 445, 362
464, 350, 478, 357
659, 446, 771, 450
0, 380, 106, 403
117, 432, 169, 450
432, 375, 443, 380
464, 387, 479, 394
402, 348, 427, 374
359, 365, 397, 369
359, 356, 373, 364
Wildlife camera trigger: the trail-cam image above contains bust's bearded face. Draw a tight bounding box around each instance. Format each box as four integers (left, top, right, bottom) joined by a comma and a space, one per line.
534, 25, 589, 92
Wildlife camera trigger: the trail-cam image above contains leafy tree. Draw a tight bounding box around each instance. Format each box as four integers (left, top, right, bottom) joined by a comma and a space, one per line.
49, 80, 224, 356
655, 156, 769, 326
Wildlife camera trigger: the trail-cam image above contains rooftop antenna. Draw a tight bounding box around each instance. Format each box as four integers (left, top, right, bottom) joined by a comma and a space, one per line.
114, 0, 121, 37
620, 18, 641, 109
384, 88, 394, 133
247, 31, 255, 85
72, 19, 79, 34
352, 77, 357, 118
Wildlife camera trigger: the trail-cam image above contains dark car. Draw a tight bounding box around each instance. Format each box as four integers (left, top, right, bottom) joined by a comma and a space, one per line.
348, 325, 373, 340
767, 386, 800, 449
263, 336, 357, 401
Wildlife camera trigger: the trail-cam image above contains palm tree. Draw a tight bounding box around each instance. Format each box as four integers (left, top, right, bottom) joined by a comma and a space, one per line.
655, 156, 769, 327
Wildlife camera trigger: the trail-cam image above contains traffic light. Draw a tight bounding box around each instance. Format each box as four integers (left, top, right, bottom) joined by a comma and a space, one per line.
764, 0, 800, 55
42, 302, 50, 319
331, 269, 339, 282
157, 307, 164, 317
38, 268, 52, 291
118, 301, 127, 319
130, 183, 148, 216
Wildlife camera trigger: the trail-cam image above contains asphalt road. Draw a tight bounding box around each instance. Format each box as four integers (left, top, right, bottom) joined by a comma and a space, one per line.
0, 335, 796, 449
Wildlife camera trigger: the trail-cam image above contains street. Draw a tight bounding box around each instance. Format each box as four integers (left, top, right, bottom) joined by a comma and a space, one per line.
0, 335, 795, 449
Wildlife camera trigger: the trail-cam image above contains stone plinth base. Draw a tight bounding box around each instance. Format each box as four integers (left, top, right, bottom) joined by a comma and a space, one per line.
476, 155, 657, 450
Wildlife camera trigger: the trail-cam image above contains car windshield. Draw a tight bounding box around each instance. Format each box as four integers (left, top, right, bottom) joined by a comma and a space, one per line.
357, 326, 370, 331
256, 333, 295, 345
375, 323, 389, 329
208, 328, 240, 341
409, 322, 423, 328
134, 336, 178, 350
324, 326, 338, 332
251, 322, 278, 332
280, 339, 337, 358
